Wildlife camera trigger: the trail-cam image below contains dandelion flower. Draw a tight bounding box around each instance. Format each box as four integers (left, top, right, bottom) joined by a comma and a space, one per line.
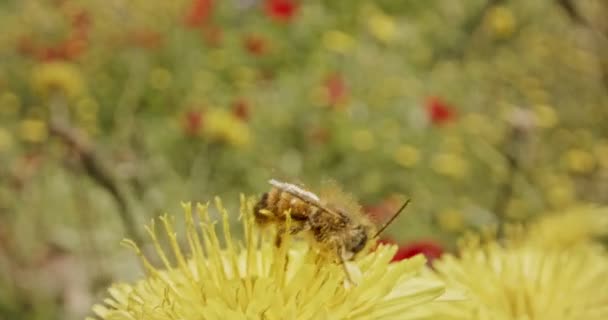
204, 109, 251, 147
514, 206, 608, 249
31, 62, 85, 100
90, 197, 457, 320
420, 230, 608, 319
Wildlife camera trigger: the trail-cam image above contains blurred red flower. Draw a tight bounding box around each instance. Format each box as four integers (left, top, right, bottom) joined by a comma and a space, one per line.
183, 110, 204, 136
244, 34, 268, 56
425, 97, 456, 125
324, 73, 348, 107
17, 6, 91, 62
184, 0, 214, 28
378, 238, 444, 264
264, 0, 298, 23
232, 99, 251, 121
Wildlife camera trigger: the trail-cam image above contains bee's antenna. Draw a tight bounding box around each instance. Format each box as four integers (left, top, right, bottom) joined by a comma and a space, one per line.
373, 199, 411, 238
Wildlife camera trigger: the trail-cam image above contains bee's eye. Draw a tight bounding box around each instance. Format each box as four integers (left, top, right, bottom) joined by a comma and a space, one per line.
350, 232, 367, 254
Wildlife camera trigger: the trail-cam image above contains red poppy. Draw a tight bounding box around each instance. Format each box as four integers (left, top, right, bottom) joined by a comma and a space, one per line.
425, 96, 456, 125
183, 110, 204, 136
244, 34, 268, 56
324, 73, 348, 107
377, 238, 444, 264
232, 99, 251, 121
394, 240, 444, 263
59, 36, 88, 60
184, 0, 214, 28
264, 0, 298, 23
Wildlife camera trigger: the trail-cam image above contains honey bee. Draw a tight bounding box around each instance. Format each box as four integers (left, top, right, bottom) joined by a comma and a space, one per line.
254, 179, 409, 281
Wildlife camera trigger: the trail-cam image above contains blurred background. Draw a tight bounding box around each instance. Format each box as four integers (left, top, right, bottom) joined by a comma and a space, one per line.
0, 0, 606, 319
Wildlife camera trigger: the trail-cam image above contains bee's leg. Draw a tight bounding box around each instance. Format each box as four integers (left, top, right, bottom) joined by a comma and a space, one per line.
275, 223, 307, 247
338, 247, 355, 285
274, 227, 285, 247
289, 222, 308, 235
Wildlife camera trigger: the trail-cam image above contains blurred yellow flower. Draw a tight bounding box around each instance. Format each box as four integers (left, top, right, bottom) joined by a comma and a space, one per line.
393, 144, 420, 168
368, 12, 397, 43
31, 62, 85, 100
90, 198, 457, 320
485, 6, 516, 39
204, 108, 251, 147
19, 119, 48, 143
546, 184, 575, 209
149, 67, 173, 90
436, 209, 465, 233
0, 127, 14, 152
323, 30, 356, 54
352, 129, 375, 152
431, 153, 469, 179
533, 104, 558, 128
424, 233, 608, 320
540, 174, 576, 208
522, 206, 608, 249
562, 148, 595, 174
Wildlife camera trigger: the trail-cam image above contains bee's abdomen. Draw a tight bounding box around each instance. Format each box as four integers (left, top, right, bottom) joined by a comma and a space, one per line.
254, 188, 314, 223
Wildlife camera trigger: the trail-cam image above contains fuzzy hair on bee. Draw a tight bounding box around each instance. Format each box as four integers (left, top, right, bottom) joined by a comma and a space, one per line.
254, 179, 410, 282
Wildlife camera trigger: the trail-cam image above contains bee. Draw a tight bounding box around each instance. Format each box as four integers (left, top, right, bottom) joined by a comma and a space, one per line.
254, 179, 409, 281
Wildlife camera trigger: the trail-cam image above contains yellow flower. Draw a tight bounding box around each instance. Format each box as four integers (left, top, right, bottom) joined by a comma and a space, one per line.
431, 153, 469, 179
521, 206, 608, 249
90, 198, 457, 320
19, 119, 48, 143
323, 30, 356, 54
436, 209, 465, 233
393, 144, 420, 168
533, 104, 558, 128
485, 6, 516, 39
562, 148, 596, 174
31, 62, 85, 99
541, 174, 576, 208
422, 232, 608, 320
204, 109, 251, 147
351, 129, 375, 152
367, 12, 397, 43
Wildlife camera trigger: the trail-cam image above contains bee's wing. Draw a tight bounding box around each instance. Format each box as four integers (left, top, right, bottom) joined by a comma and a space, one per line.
268, 179, 346, 219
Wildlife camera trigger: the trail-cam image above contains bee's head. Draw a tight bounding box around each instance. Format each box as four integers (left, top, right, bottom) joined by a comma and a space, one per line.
343, 225, 371, 260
